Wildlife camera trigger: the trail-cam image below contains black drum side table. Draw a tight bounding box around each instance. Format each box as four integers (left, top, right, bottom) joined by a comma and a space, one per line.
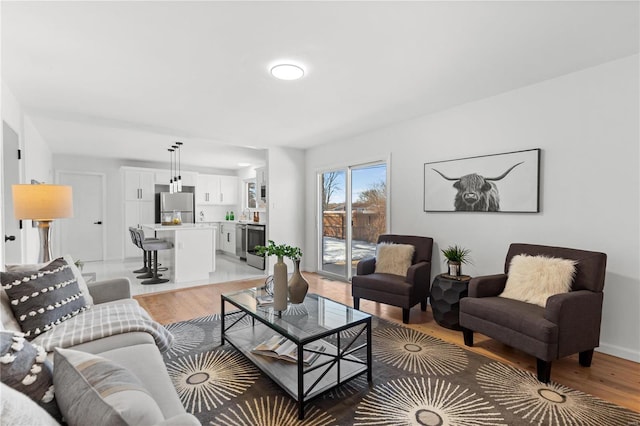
430, 274, 472, 330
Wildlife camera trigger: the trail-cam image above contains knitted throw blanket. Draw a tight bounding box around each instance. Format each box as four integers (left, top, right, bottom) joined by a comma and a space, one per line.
31, 299, 174, 353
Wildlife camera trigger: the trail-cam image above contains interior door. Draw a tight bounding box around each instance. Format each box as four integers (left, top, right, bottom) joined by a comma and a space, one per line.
2, 121, 22, 264
57, 172, 104, 262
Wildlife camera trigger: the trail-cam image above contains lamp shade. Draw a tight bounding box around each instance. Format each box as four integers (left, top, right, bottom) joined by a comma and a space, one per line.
12, 184, 74, 220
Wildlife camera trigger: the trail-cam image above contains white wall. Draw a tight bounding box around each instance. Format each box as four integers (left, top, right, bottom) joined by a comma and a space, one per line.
0, 81, 23, 265
1, 83, 56, 264
267, 147, 305, 272
304, 55, 640, 362
22, 116, 53, 262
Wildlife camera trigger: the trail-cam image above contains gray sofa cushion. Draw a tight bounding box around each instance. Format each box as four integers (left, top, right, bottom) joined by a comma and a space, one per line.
460, 296, 558, 343
54, 347, 165, 426
1, 258, 90, 339
352, 273, 412, 296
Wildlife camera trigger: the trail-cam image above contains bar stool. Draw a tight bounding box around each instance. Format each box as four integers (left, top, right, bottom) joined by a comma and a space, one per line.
129, 227, 167, 278
133, 228, 173, 285
129, 227, 155, 274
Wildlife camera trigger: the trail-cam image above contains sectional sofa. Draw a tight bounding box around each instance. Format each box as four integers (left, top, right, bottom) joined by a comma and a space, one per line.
0, 256, 199, 425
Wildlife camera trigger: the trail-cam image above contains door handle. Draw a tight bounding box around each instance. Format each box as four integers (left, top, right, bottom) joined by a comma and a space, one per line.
93, 221, 103, 225
4, 235, 16, 242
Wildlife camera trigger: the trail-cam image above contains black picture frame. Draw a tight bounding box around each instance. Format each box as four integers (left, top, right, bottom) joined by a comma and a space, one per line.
423, 148, 540, 213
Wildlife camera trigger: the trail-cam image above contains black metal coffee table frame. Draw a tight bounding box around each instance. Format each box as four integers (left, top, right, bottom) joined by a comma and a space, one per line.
221, 288, 372, 420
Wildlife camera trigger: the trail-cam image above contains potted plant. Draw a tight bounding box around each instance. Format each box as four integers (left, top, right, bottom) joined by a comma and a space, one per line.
255, 240, 291, 259
441, 245, 471, 277
74, 259, 85, 271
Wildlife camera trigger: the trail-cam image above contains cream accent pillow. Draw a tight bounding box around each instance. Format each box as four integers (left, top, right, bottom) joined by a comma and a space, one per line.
375, 243, 415, 276
500, 255, 577, 307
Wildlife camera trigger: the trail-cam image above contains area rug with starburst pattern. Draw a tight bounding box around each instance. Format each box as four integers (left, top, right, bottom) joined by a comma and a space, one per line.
161, 311, 639, 426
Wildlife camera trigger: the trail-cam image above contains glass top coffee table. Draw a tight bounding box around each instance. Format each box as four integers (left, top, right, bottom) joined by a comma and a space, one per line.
221, 287, 372, 420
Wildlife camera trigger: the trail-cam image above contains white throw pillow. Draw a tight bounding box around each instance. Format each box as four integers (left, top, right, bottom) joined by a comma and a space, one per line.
0, 383, 59, 426
500, 254, 577, 307
375, 243, 415, 277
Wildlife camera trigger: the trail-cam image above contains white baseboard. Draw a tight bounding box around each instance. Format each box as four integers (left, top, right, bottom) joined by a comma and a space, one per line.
597, 342, 640, 363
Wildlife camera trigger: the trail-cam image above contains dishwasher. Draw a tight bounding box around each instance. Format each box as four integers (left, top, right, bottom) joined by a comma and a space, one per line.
235, 223, 247, 260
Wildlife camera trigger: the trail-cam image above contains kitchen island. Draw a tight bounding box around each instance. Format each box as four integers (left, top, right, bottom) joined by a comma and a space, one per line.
142, 223, 217, 283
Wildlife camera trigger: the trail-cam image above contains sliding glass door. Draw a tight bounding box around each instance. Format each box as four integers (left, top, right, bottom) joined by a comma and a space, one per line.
319, 162, 388, 280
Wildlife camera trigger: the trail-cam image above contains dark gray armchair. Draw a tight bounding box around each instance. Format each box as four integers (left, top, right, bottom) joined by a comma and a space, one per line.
459, 243, 607, 383
352, 234, 433, 324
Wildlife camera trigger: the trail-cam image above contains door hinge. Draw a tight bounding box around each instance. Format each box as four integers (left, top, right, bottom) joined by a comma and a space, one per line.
17, 149, 21, 160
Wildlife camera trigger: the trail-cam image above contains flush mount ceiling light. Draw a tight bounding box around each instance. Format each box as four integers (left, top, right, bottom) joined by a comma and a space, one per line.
270, 63, 305, 80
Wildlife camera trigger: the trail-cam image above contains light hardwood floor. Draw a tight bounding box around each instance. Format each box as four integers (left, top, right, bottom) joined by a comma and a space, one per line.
135, 273, 640, 413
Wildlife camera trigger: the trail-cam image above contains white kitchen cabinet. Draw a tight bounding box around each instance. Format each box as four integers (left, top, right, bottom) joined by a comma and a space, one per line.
155, 171, 197, 188
181, 172, 197, 187
196, 174, 238, 205
124, 169, 155, 201
255, 167, 267, 188
122, 167, 155, 258
215, 223, 221, 253
219, 175, 238, 205
123, 200, 154, 258
196, 174, 218, 205
220, 223, 236, 255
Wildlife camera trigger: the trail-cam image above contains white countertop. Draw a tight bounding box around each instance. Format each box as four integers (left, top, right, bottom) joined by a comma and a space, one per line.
197, 220, 267, 226
143, 223, 219, 231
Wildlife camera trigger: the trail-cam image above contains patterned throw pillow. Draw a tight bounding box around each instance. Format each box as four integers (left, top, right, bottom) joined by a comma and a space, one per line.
5, 254, 95, 306
0, 331, 61, 421
1, 258, 90, 339
54, 347, 165, 425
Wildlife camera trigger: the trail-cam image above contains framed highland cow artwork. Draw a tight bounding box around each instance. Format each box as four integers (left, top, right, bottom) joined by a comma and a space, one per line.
424, 148, 540, 213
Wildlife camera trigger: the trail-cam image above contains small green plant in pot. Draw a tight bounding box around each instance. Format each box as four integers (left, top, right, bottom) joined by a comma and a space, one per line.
255, 240, 307, 307
441, 245, 471, 277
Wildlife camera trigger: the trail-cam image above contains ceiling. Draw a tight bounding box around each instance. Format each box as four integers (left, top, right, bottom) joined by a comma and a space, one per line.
2, 1, 638, 170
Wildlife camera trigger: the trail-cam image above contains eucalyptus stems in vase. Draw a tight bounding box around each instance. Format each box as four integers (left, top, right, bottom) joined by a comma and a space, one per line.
256, 241, 306, 309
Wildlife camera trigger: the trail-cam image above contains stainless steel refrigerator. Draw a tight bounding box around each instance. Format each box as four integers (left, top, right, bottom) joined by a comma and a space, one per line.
157, 192, 195, 224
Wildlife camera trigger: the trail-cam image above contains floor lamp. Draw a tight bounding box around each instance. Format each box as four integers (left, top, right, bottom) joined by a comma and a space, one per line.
12, 184, 74, 263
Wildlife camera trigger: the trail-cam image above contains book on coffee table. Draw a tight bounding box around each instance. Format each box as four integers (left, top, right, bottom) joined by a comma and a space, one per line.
251, 335, 324, 366
256, 294, 274, 306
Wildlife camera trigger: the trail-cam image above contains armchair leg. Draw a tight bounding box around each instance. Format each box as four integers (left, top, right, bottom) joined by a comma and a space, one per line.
402, 309, 410, 324
579, 349, 594, 367
536, 359, 552, 383
421, 299, 427, 311
353, 297, 360, 310
462, 328, 473, 347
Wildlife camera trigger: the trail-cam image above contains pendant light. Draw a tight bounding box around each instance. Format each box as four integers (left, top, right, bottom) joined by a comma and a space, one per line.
171, 144, 179, 193
168, 148, 175, 194
175, 141, 183, 192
